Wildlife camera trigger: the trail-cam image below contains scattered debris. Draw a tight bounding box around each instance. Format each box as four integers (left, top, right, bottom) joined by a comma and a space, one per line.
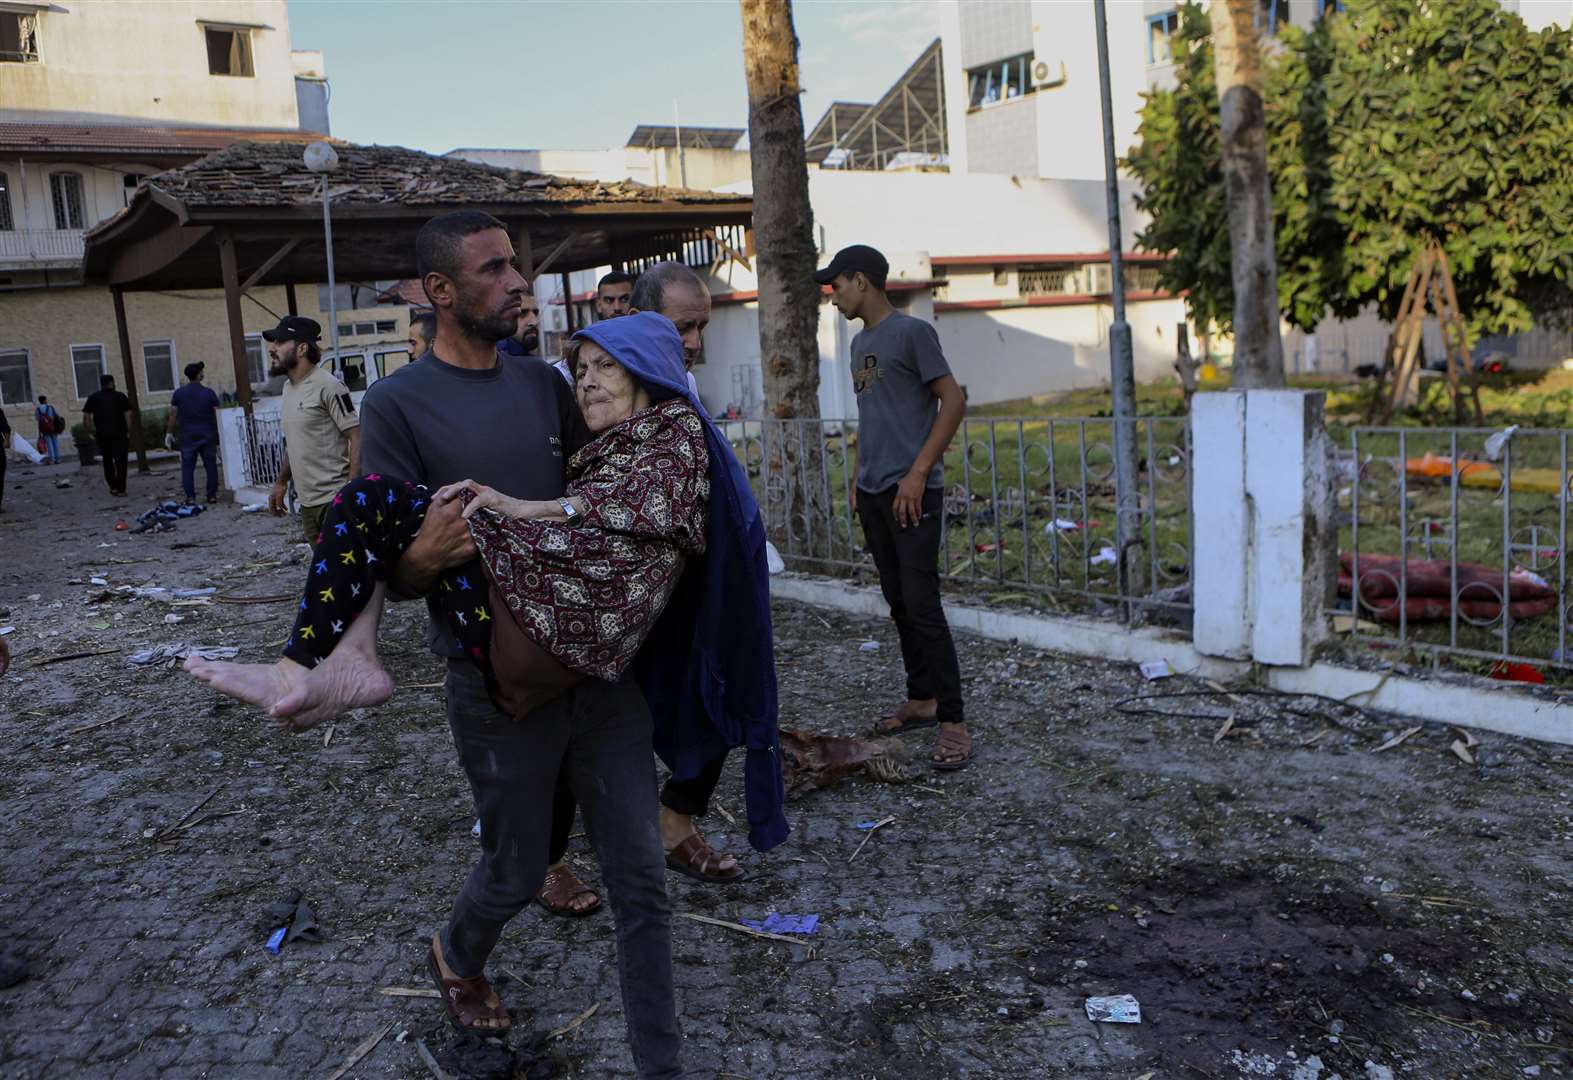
127, 643, 239, 666
1489, 660, 1544, 684
1212, 715, 1235, 744
780, 729, 914, 794
1373, 726, 1423, 753
858, 640, 880, 652
1450, 739, 1477, 766
379, 987, 442, 999
547, 1001, 601, 1041
740, 913, 819, 935
676, 912, 817, 955
262, 888, 322, 953
1090, 546, 1118, 566
1084, 994, 1142, 1023
31, 648, 120, 668
849, 815, 896, 863
1139, 659, 1173, 681
324, 1022, 394, 1080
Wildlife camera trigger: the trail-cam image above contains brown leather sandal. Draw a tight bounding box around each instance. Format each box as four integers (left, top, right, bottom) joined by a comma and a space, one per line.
931, 724, 973, 771
427, 938, 511, 1035
536, 863, 602, 919
665, 832, 744, 883
871, 699, 940, 735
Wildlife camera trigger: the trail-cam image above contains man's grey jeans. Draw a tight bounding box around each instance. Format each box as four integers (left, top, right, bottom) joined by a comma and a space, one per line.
440, 660, 689, 1079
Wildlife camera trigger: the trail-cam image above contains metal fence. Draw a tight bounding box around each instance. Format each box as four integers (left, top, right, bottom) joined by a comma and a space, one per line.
239, 414, 285, 488
1338, 425, 1572, 672
729, 416, 1193, 624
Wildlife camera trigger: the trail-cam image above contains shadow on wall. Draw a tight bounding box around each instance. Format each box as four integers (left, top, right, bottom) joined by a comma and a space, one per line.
937, 312, 1110, 406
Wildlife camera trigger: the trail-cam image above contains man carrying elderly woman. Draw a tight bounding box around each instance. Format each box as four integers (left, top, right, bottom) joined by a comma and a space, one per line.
184, 211, 786, 1080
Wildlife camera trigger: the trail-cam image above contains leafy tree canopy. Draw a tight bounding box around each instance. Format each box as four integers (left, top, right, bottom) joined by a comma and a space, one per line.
1126, 0, 1573, 340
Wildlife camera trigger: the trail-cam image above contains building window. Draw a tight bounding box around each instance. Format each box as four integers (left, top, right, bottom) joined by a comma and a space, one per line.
71, 344, 106, 399
967, 52, 1034, 109
375, 320, 396, 334
50, 172, 85, 230
0, 11, 39, 63
1258, 0, 1290, 34
205, 27, 254, 77
245, 333, 265, 384
1147, 10, 1180, 65
0, 171, 12, 231
0, 349, 33, 405
1019, 265, 1077, 297
143, 340, 176, 394
122, 173, 146, 208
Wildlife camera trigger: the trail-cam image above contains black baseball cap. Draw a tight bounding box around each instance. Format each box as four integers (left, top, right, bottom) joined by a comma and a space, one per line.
183, 361, 204, 379
813, 244, 889, 288
261, 315, 322, 343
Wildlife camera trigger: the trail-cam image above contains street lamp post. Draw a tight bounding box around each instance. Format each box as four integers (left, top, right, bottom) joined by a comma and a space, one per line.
304, 141, 341, 371
1093, 0, 1143, 615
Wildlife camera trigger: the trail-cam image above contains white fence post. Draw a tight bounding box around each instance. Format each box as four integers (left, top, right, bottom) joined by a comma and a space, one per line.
1244, 389, 1334, 666
1191, 389, 1334, 667
1191, 391, 1252, 659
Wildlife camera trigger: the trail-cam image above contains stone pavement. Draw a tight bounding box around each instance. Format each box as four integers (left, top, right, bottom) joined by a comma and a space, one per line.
0, 457, 1569, 1079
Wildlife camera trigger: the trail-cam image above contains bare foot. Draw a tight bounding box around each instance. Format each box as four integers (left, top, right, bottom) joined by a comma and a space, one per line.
269, 644, 393, 730
184, 655, 310, 715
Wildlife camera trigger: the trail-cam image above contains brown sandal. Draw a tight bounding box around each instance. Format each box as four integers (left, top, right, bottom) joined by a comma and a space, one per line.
536, 863, 602, 919
931, 724, 973, 771
427, 938, 511, 1035
871, 700, 940, 735
665, 832, 744, 883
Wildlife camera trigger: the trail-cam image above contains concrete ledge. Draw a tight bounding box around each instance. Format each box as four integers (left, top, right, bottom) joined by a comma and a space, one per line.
770, 574, 1249, 681
1266, 664, 1573, 747
769, 573, 1573, 746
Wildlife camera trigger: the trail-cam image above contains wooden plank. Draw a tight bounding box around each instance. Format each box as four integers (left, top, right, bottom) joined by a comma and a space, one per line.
110, 286, 151, 474
217, 232, 254, 415
238, 237, 301, 295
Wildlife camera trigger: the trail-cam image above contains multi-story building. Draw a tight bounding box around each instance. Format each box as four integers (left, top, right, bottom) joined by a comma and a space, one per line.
0, 1, 356, 450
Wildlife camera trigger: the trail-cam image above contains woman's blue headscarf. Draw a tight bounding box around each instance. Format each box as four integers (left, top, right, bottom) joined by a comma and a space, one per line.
570, 312, 789, 852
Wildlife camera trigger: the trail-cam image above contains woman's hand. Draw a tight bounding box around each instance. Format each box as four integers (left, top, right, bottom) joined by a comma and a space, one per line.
432, 479, 516, 521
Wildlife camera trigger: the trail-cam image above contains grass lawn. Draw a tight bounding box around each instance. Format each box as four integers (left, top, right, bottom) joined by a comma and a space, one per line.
742, 367, 1573, 676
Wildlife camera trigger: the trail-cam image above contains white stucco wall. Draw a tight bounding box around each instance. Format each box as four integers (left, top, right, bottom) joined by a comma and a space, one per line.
1, 1, 302, 129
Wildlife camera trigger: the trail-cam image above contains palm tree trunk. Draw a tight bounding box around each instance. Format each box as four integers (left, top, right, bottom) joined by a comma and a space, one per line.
1211, 0, 1285, 388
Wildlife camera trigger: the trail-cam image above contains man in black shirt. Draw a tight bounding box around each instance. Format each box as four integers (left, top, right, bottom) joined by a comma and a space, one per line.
82, 374, 132, 496
0, 408, 9, 513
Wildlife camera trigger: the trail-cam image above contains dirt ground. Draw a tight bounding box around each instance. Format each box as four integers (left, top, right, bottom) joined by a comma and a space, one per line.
1, 456, 1570, 1080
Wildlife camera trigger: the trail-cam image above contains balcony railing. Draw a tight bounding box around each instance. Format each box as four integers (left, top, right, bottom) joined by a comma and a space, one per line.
0, 229, 87, 264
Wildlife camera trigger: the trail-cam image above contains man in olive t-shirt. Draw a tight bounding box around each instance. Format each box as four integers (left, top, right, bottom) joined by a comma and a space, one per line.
816, 244, 972, 770
262, 316, 361, 541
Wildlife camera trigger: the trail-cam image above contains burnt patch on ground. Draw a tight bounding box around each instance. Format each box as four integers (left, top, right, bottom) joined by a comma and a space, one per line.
1031, 862, 1573, 1077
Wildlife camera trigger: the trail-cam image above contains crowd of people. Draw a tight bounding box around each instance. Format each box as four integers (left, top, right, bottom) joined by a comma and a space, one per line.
156, 210, 968, 1078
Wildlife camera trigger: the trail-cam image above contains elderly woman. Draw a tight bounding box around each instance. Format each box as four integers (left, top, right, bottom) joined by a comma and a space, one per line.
187, 314, 743, 740
189, 311, 785, 817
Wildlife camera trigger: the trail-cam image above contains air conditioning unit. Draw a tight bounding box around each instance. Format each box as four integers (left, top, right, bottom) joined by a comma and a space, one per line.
1032, 58, 1066, 88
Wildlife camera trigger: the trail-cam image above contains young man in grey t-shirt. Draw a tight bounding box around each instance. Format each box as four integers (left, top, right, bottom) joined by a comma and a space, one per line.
815, 244, 971, 770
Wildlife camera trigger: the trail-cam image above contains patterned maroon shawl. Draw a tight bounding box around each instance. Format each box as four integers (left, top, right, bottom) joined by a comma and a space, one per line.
469, 397, 710, 681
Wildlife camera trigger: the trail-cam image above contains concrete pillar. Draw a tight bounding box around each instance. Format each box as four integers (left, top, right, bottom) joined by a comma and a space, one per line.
1244, 390, 1334, 666
1191, 389, 1334, 667
1191, 391, 1251, 658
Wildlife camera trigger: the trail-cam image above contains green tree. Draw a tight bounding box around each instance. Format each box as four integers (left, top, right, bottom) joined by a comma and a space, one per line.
1128, 0, 1573, 342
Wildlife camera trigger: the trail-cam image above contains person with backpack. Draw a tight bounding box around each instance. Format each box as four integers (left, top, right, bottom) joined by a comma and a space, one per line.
35, 396, 63, 465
